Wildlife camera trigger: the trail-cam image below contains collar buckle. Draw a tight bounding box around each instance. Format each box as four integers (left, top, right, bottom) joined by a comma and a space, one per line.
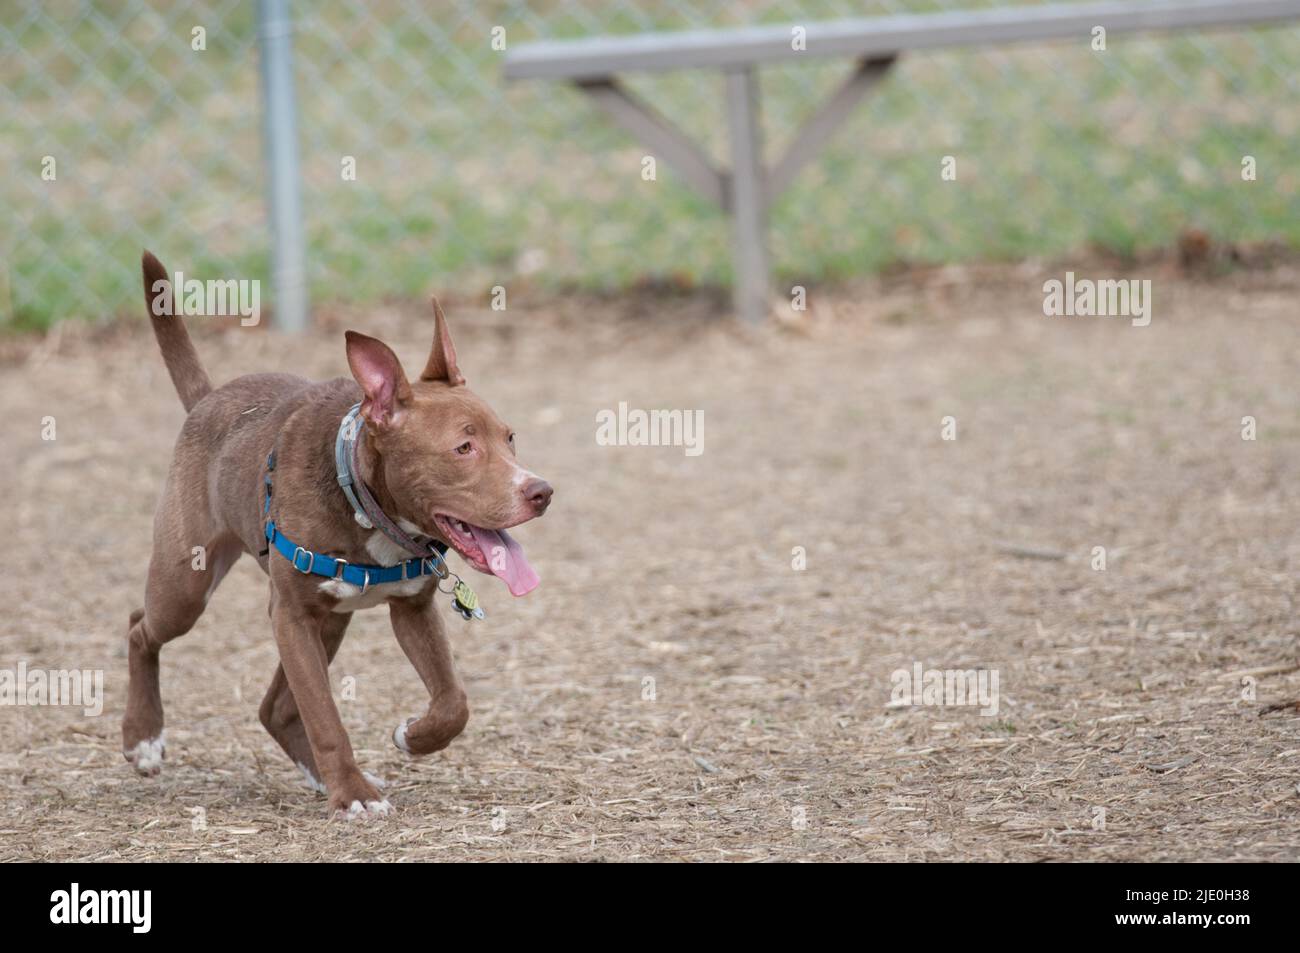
291, 546, 315, 574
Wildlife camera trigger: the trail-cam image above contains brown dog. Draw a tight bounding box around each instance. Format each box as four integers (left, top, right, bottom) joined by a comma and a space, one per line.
122, 252, 552, 818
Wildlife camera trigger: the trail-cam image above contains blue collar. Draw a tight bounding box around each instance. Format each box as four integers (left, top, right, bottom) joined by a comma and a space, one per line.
262, 444, 449, 593
264, 519, 445, 593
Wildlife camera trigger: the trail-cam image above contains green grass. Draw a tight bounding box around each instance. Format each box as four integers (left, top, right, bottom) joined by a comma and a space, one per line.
5, 1, 1300, 329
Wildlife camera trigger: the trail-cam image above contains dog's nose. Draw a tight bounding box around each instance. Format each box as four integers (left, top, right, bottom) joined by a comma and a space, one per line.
523, 478, 553, 515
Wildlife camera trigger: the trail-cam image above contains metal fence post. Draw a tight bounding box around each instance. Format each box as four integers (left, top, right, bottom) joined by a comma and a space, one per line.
725, 68, 769, 325
258, 0, 308, 333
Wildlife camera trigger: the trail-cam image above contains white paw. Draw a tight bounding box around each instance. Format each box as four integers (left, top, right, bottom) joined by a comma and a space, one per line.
392, 717, 416, 754
337, 799, 393, 821
298, 762, 327, 795
126, 732, 166, 777
362, 771, 387, 790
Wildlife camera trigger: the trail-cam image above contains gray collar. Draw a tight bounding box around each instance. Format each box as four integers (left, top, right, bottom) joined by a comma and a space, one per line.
333, 403, 448, 563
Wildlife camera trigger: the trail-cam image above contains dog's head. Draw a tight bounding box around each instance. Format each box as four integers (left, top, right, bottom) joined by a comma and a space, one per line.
344, 300, 551, 596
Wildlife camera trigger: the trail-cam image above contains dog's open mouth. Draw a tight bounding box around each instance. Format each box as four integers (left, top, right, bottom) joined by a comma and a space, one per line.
432, 515, 540, 597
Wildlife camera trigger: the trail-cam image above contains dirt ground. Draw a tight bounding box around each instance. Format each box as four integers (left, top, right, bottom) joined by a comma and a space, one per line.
3, 260, 1299, 862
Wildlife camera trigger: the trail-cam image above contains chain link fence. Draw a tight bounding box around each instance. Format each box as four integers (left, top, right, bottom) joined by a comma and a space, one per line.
5, 0, 1299, 328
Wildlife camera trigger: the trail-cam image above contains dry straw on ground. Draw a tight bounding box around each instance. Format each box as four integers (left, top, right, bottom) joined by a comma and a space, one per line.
3, 260, 1298, 861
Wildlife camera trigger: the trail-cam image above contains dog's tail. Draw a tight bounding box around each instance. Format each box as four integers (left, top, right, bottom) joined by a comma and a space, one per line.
141, 250, 213, 412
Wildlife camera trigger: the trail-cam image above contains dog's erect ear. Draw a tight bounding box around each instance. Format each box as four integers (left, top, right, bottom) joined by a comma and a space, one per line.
419, 297, 466, 386
345, 330, 412, 429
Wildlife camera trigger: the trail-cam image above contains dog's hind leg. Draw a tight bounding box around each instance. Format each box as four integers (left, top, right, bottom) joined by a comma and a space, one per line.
122, 517, 242, 777
258, 611, 352, 793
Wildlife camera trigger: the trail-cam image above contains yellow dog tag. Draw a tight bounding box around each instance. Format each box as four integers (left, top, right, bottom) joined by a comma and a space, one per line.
451, 580, 484, 620
453, 581, 478, 611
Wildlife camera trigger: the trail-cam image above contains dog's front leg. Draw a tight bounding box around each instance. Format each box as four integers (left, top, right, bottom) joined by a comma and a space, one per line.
270, 601, 389, 819
389, 598, 470, 756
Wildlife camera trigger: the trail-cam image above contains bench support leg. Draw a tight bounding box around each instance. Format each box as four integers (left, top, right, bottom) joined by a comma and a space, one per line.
725, 68, 768, 324
766, 57, 895, 205
571, 58, 896, 323
574, 79, 727, 208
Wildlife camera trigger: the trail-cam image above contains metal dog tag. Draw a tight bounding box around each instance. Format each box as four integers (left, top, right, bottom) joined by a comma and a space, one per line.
452, 581, 485, 621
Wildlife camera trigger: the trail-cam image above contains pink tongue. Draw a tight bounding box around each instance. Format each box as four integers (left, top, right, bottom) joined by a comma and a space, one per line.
467, 525, 539, 596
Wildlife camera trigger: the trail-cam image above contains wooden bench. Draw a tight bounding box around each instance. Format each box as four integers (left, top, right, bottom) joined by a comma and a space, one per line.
505, 0, 1300, 323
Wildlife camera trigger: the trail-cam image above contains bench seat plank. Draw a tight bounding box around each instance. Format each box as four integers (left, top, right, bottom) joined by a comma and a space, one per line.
504, 0, 1300, 79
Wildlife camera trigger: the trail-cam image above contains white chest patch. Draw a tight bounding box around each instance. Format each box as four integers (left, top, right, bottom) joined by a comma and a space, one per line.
317, 530, 435, 612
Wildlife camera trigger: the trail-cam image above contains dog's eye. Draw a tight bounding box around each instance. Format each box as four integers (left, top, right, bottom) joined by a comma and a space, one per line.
508, 433, 515, 446
455, 442, 472, 455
